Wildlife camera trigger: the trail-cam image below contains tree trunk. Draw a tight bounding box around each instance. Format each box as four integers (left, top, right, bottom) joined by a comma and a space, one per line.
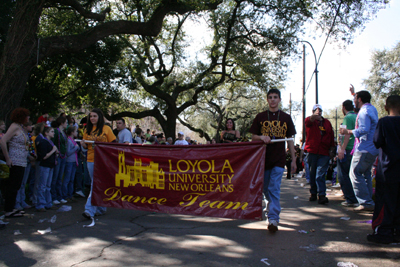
162, 108, 178, 141
0, 0, 44, 121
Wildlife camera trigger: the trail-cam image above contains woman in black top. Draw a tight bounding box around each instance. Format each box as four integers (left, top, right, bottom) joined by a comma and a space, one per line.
220, 118, 240, 143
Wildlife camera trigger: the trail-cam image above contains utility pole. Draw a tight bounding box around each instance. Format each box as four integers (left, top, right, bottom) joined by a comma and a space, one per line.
302, 45, 306, 143
335, 108, 338, 139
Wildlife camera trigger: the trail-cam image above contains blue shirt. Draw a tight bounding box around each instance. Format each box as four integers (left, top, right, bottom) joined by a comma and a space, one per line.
352, 103, 379, 155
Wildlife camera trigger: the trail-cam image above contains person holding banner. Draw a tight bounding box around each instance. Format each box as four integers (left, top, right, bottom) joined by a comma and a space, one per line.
250, 89, 296, 233
81, 109, 116, 219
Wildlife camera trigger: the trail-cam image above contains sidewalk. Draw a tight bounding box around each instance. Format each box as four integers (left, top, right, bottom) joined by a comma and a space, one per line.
0, 174, 399, 267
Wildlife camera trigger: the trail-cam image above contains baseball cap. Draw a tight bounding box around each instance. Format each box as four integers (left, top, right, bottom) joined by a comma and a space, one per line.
312, 104, 323, 111
178, 131, 184, 135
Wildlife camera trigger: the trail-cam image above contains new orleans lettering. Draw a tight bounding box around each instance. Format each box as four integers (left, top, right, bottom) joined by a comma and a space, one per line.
169, 183, 234, 192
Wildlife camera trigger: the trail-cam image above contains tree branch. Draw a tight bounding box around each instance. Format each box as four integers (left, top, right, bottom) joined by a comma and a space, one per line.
40, 1, 222, 59
104, 105, 165, 126
177, 116, 211, 141
53, 0, 110, 21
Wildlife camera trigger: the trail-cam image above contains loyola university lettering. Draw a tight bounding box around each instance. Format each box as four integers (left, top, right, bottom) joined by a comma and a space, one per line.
91, 142, 265, 220
260, 120, 288, 138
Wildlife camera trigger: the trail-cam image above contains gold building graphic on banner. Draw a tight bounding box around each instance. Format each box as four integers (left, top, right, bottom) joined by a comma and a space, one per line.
115, 151, 165, 189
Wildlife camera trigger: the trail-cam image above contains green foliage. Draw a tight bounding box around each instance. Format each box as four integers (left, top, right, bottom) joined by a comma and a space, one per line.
10, 0, 390, 130
364, 41, 400, 116
20, 4, 127, 119
22, 36, 126, 119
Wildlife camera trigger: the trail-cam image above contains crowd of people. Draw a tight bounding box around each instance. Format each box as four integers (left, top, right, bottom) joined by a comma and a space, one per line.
248, 87, 400, 245
0, 107, 238, 227
1, 88, 399, 246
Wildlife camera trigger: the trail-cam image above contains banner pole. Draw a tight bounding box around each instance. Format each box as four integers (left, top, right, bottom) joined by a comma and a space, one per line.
269, 138, 294, 143
75, 139, 95, 143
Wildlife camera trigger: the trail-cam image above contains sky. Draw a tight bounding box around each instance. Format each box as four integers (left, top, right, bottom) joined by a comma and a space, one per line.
282, 0, 400, 140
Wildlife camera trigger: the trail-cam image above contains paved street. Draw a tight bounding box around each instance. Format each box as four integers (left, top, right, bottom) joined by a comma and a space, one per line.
1, 174, 399, 267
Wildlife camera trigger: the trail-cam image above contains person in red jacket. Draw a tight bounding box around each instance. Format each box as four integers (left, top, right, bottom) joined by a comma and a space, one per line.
36, 112, 48, 124
304, 104, 335, 204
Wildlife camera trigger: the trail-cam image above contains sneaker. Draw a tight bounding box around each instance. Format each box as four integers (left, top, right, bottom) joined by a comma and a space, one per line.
53, 200, 60, 205
267, 219, 278, 233
353, 205, 374, 213
341, 201, 359, 207
318, 195, 329, 204
82, 211, 92, 220
309, 194, 317, 201
60, 199, 68, 204
332, 183, 341, 188
367, 233, 394, 244
75, 191, 86, 198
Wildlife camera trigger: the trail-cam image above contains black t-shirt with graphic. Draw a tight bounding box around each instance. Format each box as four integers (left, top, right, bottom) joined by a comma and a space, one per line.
249, 110, 296, 170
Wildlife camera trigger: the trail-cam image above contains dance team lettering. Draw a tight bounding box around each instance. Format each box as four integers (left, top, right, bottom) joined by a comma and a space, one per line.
103, 189, 248, 210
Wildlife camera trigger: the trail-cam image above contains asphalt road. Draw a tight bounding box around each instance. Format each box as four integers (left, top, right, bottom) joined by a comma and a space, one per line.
1, 173, 399, 267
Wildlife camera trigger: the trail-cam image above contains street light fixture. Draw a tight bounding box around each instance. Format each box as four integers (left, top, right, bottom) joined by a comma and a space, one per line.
300, 40, 319, 104
300, 40, 319, 144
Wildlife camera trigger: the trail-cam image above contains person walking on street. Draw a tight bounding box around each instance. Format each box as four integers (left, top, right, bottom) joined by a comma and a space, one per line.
340, 90, 378, 212
368, 95, 400, 244
337, 100, 358, 207
249, 89, 296, 233
304, 104, 335, 205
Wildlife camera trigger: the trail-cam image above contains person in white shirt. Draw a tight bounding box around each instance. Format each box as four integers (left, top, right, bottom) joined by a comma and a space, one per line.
174, 132, 188, 145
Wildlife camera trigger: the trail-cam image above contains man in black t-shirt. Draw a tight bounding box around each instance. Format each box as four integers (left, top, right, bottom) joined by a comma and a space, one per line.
368, 95, 400, 244
249, 89, 296, 233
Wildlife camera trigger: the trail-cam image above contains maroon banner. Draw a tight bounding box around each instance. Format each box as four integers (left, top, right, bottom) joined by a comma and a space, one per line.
92, 142, 265, 220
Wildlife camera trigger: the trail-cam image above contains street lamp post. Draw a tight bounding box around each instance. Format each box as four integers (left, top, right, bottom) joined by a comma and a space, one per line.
300, 40, 318, 104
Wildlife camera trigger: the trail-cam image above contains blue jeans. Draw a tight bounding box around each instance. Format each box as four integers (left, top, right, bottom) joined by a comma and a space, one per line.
36, 167, 54, 209
308, 153, 330, 196
350, 151, 376, 206
62, 162, 77, 199
303, 154, 310, 182
30, 161, 41, 205
83, 156, 91, 187
14, 162, 31, 210
263, 166, 284, 222
84, 162, 106, 217
74, 155, 84, 192
15, 162, 31, 209
337, 149, 357, 204
51, 157, 66, 201
27, 164, 36, 200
